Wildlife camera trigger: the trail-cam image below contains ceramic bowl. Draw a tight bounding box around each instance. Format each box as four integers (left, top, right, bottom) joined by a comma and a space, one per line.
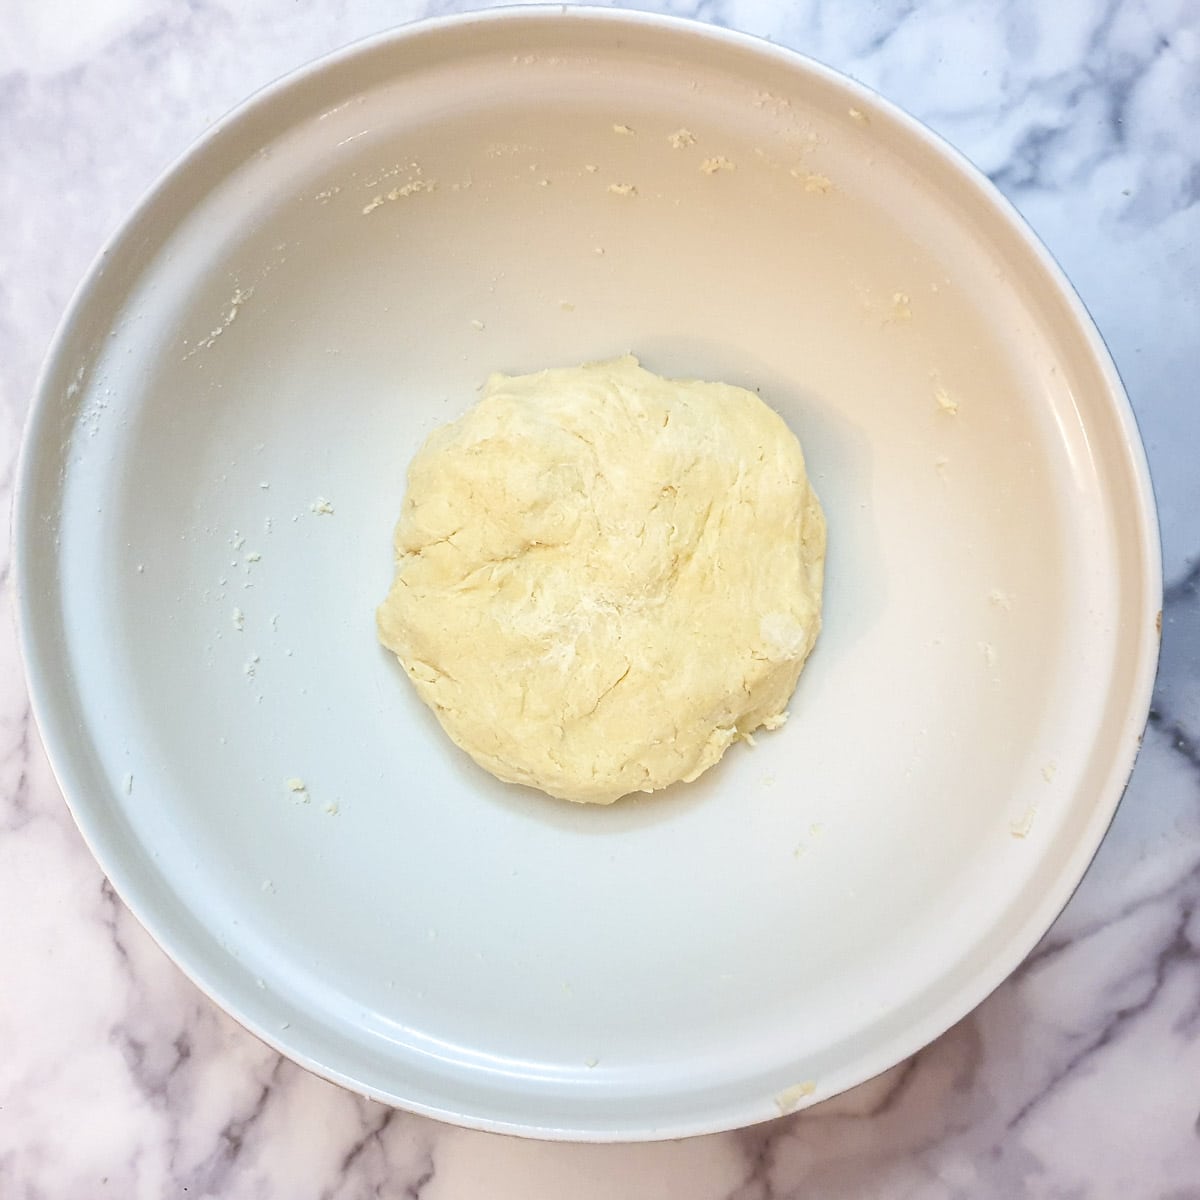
15, 7, 1160, 1139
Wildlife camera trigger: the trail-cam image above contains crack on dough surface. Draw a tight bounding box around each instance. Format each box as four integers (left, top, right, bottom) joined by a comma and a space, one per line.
377, 356, 826, 804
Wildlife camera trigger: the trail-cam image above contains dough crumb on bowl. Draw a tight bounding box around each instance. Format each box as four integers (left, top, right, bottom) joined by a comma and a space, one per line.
791, 168, 832, 193
377, 355, 826, 805
774, 1081, 816, 1114
1010, 805, 1038, 838
933, 375, 959, 414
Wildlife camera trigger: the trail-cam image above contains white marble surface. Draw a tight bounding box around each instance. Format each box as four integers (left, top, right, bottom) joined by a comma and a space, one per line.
2, 0, 1198, 1195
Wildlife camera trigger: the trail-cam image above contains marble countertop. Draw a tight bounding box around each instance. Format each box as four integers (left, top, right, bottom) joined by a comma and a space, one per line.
2, 1, 1198, 1196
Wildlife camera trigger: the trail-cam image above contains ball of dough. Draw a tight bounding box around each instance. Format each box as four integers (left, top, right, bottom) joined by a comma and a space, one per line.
377, 355, 826, 804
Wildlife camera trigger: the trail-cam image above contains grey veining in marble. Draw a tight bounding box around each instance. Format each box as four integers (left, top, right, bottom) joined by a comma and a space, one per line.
2, 2, 1198, 1197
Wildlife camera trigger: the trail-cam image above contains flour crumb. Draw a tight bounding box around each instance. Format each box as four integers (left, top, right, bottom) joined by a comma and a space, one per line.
935, 383, 959, 415
270, 612, 280, 632
363, 176, 436, 213
989, 589, 1014, 611
593, 246, 605, 255
261, 878, 276, 894
607, 182, 637, 196
585, 1057, 600, 1068
1010, 805, 1038, 839
700, 155, 735, 174
185, 285, 253, 357
389, 178, 436, 200
243, 654, 260, 678
232, 607, 245, 632
668, 128, 696, 149
891, 292, 912, 321
136, 563, 145, 574
323, 800, 340, 816
560, 300, 575, 312
1042, 761, 1057, 783
848, 106, 868, 123
232, 532, 246, 551
310, 496, 335, 515
753, 91, 791, 112
584, 163, 599, 173
470, 319, 485, 331
65, 364, 86, 400
245, 551, 262, 564
122, 773, 134, 796
775, 1081, 816, 1114
789, 167, 832, 192
612, 123, 635, 135
259, 481, 270, 490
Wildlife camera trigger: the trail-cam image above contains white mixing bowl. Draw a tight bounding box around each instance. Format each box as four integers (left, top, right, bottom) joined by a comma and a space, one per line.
15, 7, 1160, 1139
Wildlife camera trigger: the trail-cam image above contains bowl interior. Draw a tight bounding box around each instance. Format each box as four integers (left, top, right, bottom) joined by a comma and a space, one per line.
18, 9, 1159, 1138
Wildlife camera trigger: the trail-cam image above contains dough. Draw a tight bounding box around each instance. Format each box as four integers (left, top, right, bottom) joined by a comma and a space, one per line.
377, 356, 826, 804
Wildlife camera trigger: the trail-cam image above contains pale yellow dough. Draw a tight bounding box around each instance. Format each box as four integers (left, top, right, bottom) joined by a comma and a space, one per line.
377, 356, 826, 804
